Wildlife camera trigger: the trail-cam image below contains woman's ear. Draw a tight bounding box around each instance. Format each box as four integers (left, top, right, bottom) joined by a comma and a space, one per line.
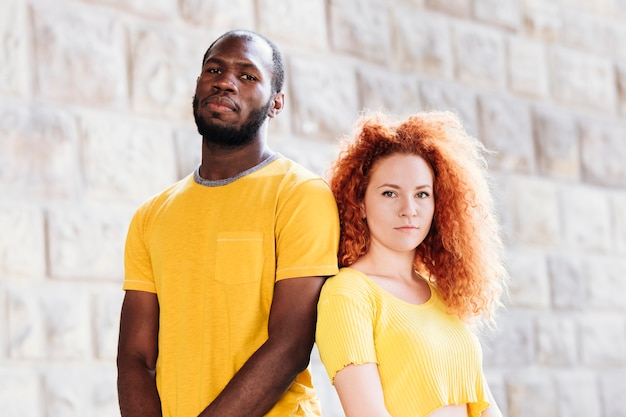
359, 202, 366, 220
267, 92, 285, 119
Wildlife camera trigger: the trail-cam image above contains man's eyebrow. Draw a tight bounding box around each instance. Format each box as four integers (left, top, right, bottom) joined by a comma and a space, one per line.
203, 56, 261, 72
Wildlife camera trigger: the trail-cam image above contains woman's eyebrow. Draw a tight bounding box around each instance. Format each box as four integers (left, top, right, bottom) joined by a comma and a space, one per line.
376, 183, 433, 190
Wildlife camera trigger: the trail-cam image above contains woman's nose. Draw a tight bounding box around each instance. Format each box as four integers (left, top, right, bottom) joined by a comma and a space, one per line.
399, 198, 418, 217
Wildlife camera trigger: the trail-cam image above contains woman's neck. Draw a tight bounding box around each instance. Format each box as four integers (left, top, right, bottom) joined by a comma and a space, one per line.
350, 247, 416, 282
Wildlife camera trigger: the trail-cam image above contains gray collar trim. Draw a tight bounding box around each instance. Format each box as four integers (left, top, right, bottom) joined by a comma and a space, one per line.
193, 153, 280, 187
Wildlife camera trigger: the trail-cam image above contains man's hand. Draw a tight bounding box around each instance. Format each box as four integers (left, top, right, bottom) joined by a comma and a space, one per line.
198, 276, 326, 417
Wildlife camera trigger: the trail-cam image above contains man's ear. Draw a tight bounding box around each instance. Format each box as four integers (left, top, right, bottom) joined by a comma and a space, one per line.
267, 92, 285, 119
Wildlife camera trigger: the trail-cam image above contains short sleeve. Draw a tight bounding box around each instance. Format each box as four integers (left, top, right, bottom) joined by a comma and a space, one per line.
274, 177, 340, 280
316, 273, 378, 383
122, 209, 157, 293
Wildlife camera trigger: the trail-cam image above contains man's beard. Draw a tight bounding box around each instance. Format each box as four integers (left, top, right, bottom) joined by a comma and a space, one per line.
193, 95, 272, 148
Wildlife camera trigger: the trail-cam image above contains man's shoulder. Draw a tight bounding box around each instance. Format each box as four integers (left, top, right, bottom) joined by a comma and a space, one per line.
135, 174, 194, 214
267, 155, 331, 197
270, 155, 322, 180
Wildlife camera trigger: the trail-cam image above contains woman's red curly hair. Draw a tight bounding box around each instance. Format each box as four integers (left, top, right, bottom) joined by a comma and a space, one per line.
328, 111, 508, 324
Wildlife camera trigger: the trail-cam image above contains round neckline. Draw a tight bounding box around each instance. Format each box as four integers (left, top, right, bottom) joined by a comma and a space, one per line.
342, 267, 436, 308
193, 152, 280, 187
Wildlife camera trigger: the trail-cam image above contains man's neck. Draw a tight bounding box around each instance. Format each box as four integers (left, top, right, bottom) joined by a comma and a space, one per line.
199, 141, 274, 181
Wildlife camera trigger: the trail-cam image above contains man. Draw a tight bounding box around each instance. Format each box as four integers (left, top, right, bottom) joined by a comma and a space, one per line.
116, 30, 340, 417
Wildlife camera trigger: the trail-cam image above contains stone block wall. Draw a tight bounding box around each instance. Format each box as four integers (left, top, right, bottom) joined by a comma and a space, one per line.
1, 0, 625, 416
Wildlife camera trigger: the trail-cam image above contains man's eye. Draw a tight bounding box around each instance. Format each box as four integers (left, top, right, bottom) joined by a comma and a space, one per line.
206, 68, 220, 74
242, 74, 256, 81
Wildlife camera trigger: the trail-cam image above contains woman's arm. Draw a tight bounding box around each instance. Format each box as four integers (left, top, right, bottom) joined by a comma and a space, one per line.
481, 381, 503, 417
333, 363, 393, 417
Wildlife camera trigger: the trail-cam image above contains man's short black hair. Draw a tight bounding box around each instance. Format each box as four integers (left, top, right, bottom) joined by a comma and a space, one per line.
202, 30, 285, 94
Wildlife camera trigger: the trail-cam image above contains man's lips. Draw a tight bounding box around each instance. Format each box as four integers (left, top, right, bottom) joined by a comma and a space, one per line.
203, 96, 239, 112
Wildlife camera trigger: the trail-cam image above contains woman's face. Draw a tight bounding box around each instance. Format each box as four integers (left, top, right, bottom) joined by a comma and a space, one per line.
361, 153, 435, 255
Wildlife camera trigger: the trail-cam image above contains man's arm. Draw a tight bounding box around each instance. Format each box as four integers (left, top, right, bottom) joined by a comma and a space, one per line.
117, 290, 162, 417
198, 275, 326, 417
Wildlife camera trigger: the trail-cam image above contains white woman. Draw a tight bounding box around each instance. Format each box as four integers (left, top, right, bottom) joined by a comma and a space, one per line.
316, 111, 508, 417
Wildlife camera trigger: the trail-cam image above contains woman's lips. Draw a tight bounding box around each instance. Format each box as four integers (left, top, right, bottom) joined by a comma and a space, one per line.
395, 225, 418, 232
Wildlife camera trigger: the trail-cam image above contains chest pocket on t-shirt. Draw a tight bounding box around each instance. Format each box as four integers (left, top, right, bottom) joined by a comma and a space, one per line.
215, 231, 264, 285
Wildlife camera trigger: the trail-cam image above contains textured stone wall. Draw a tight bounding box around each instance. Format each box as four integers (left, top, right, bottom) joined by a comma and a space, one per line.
1, 0, 625, 416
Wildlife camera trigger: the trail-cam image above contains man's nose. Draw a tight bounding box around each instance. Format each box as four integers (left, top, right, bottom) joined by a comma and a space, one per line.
212, 72, 237, 92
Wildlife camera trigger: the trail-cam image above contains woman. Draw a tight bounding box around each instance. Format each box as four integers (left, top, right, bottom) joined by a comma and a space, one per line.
316, 111, 508, 417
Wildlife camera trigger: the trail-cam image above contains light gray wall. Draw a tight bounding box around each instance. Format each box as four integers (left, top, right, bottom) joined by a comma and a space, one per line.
1, 0, 626, 416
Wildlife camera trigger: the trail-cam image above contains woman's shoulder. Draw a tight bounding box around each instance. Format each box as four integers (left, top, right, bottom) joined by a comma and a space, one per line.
321, 267, 376, 299
329, 267, 370, 284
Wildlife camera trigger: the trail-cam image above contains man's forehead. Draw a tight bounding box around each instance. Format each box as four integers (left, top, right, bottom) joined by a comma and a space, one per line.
204, 34, 273, 66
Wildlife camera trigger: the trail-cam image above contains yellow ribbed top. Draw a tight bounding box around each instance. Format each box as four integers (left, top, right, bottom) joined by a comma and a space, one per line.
316, 268, 490, 417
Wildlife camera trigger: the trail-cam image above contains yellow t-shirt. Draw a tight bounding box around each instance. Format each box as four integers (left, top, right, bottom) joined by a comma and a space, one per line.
123, 155, 340, 417
316, 268, 490, 417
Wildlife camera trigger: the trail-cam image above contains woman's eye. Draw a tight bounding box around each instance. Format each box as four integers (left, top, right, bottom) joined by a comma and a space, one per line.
382, 191, 396, 197
416, 191, 429, 198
